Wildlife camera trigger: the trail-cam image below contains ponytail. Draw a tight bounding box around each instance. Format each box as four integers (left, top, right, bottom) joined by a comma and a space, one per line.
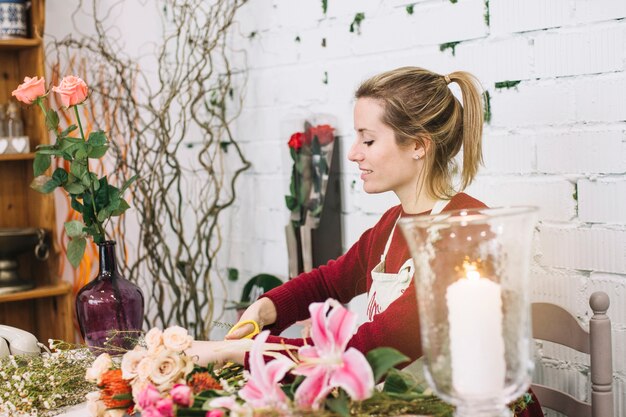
448, 71, 484, 191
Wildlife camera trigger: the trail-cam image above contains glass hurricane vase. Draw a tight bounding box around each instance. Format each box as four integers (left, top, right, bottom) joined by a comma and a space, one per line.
398, 206, 538, 417
76, 240, 144, 354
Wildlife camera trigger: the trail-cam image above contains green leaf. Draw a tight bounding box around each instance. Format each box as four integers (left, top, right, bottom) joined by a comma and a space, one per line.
33, 153, 51, 176
298, 182, 309, 205
227, 268, 239, 282
311, 136, 321, 155
75, 145, 89, 160
120, 175, 138, 195
285, 195, 298, 211
94, 177, 110, 210
110, 199, 130, 216
35, 148, 64, 156
87, 131, 107, 146
325, 390, 350, 416
96, 206, 112, 222
67, 237, 86, 268
82, 193, 96, 225
70, 196, 84, 213
64, 181, 86, 195
45, 109, 59, 132
366, 347, 410, 383
382, 368, 424, 395
64, 220, 85, 238
70, 160, 88, 180
30, 175, 58, 194
107, 185, 120, 201
59, 124, 78, 137
51, 168, 69, 186
88, 145, 109, 159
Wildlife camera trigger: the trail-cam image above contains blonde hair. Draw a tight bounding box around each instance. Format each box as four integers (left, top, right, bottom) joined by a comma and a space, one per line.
355, 66, 484, 199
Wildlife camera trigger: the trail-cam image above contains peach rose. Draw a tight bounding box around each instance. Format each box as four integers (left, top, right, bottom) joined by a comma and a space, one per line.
162, 326, 193, 352
149, 350, 193, 388
145, 327, 163, 352
12, 76, 46, 104
85, 353, 113, 384
121, 347, 148, 380
136, 356, 155, 381
52, 75, 88, 107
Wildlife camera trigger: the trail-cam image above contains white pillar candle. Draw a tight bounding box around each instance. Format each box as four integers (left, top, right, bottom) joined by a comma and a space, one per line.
446, 269, 506, 397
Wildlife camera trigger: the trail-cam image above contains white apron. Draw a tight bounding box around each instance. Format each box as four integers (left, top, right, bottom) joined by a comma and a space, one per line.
366, 199, 449, 321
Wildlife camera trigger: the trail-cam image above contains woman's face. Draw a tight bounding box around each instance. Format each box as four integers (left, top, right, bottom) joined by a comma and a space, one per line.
349, 98, 422, 200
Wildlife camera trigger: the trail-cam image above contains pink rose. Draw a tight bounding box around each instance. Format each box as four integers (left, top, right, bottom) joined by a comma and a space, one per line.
170, 383, 194, 408
140, 407, 162, 417
206, 410, 224, 417
52, 75, 89, 107
136, 383, 162, 409
155, 397, 174, 417
12, 76, 46, 104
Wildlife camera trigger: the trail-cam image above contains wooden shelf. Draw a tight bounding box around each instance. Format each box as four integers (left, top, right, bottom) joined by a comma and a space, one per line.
0, 38, 41, 50
0, 152, 35, 162
0, 282, 72, 303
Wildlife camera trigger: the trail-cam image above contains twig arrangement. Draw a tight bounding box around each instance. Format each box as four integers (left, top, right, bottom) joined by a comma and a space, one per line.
47, 0, 250, 338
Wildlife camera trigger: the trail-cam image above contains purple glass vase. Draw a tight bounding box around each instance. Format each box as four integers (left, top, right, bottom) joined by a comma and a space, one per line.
76, 240, 144, 354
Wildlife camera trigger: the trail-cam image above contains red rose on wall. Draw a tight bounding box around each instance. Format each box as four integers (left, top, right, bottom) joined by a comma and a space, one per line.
306, 124, 334, 146
288, 132, 305, 151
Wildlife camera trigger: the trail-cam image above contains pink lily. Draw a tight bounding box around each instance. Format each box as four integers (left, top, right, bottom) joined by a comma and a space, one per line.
238, 330, 294, 410
293, 299, 374, 410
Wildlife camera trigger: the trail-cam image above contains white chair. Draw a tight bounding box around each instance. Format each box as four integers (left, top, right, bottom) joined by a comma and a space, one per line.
531, 291, 613, 417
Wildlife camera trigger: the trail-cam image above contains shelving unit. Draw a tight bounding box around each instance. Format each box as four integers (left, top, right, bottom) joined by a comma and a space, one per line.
0, 0, 74, 343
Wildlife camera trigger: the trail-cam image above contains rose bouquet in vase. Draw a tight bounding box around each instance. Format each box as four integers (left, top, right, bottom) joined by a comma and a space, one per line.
12, 76, 143, 352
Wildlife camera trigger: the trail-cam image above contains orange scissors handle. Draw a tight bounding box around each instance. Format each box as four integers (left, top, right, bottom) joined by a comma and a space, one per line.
226, 319, 260, 339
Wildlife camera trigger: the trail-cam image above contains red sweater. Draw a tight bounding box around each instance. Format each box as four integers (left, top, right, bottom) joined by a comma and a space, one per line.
261, 193, 486, 361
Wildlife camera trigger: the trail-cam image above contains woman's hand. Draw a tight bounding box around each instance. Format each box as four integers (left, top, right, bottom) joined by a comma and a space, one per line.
185, 340, 246, 367
225, 297, 277, 340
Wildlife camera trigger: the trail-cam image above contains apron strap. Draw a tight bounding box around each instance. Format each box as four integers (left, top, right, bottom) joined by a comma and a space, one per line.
380, 199, 450, 262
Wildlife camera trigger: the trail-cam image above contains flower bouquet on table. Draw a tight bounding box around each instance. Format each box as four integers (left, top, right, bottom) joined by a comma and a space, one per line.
85, 300, 422, 417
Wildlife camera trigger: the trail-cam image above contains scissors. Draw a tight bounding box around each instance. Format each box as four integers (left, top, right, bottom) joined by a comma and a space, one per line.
226, 319, 260, 339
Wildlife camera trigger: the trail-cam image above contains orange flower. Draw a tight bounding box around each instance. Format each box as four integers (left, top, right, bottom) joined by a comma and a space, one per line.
188, 372, 221, 393
99, 369, 133, 409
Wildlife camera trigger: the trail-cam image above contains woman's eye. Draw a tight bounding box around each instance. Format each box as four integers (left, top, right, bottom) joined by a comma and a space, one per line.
363, 140, 374, 146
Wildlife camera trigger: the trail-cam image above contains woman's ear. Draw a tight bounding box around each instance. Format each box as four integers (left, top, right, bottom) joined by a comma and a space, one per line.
413, 148, 426, 160
413, 136, 431, 159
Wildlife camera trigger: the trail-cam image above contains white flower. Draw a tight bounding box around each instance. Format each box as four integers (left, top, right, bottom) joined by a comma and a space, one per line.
86, 391, 106, 417
144, 328, 163, 352
85, 353, 113, 384
121, 348, 147, 381
162, 326, 193, 352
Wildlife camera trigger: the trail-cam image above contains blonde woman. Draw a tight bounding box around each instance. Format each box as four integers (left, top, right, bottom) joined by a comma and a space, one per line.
190, 67, 543, 417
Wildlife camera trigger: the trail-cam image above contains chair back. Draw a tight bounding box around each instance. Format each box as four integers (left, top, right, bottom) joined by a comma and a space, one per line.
531, 291, 613, 417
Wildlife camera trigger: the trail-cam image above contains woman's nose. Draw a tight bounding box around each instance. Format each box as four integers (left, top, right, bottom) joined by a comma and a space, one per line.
347, 140, 362, 162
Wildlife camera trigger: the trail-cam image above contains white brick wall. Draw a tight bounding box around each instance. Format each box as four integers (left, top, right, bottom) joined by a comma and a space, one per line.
45, 1, 626, 413
222, 1, 626, 412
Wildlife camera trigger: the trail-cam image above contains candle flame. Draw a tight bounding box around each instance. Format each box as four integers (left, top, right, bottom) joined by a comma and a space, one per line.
463, 260, 481, 281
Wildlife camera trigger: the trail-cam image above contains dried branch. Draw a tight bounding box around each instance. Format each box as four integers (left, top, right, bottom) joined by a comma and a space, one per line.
48, 0, 250, 338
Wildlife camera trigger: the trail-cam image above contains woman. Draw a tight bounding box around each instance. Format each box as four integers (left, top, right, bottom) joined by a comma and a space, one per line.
190, 67, 543, 416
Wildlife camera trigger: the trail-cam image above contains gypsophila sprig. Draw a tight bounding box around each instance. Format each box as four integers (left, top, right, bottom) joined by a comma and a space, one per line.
0, 346, 95, 417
